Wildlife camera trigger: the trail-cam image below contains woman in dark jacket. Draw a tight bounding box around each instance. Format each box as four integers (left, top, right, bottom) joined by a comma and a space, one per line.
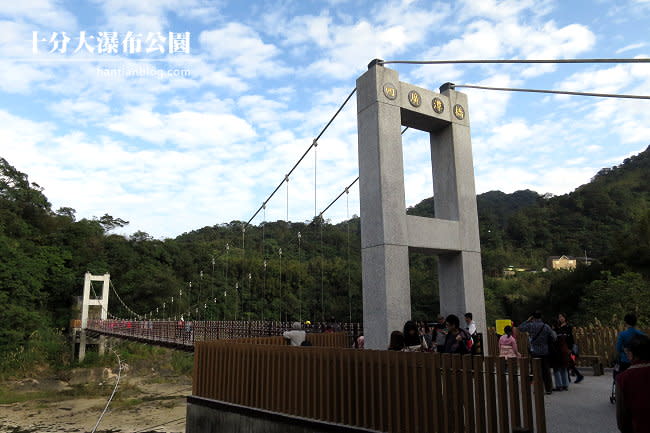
388, 330, 405, 351
403, 320, 423, 351
551, 313, 573, 390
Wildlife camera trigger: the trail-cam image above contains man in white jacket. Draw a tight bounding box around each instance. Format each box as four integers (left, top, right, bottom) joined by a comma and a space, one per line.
283, 322, 306, 346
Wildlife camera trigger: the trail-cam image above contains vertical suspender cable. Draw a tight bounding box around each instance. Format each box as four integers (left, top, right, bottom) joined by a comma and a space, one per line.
320, 221, 324, 322
285, 175, 289, 223
298, 231, 302, 323
314, 144, 318, 219
242, 224, 246, 320
262, 205, 266, 258
346, 188, 351, 324
262, 205, 266, 320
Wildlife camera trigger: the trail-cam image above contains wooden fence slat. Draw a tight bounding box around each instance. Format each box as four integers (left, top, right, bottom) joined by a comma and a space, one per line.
496, 356, 509, 433
462, 354, 475, 433
473, 355, 486, 433
507, 357, 521, 429
532, 358, 547, 433
451, 354, 463, 433
520, 358, 533, 431
441, 353, 452, 433
431, 353, 442, 433
377, 351, 393, 431
484, 356, 498, 433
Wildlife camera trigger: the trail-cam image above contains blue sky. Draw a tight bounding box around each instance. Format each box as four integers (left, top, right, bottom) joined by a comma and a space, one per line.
0, 0, 649, 238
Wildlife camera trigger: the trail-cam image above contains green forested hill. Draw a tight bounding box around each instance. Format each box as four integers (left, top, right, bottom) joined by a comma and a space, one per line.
1, 147, 649, 358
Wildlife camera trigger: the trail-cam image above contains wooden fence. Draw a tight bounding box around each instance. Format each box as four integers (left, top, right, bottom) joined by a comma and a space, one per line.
488, 326, 650, 371
194, 340, 547, 433
234, 332, 349, 348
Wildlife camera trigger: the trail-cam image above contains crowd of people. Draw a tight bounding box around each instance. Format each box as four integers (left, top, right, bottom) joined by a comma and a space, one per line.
517, 311, 584, 394
282, 311, 648, 432
378, 310, 588, 396
386, 313, 480, 354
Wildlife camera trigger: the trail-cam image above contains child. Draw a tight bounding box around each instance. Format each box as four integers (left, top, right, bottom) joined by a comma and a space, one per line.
499, 326, 521, 359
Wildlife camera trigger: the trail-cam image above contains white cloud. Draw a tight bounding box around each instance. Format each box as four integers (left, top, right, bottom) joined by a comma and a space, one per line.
106, 105, 257, 151
0, 0, 76, 28
50, 97, 111, 124
268, 1, 447, 79
616, 42, 646, 54
200, 23, 290, 78
90, 0, 221, 33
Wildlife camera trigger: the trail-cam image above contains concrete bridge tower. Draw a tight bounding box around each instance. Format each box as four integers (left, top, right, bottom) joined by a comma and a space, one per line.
356, 61, 487, 350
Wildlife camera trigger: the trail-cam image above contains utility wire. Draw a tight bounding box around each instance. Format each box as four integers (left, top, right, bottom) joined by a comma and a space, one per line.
244, 88, 357, 227
379, 58, 650, 65
90, 347, 124, 433
451, 84, 650, 100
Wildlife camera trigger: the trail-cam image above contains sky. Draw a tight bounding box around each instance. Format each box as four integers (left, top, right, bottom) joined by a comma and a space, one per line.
0, 0, 649, 239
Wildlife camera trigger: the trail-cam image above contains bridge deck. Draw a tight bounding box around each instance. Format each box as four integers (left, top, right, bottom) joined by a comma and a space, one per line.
85, 319, 362, 350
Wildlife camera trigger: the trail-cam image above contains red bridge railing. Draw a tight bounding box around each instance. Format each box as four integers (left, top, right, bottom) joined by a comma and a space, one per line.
85, 319, 363, 349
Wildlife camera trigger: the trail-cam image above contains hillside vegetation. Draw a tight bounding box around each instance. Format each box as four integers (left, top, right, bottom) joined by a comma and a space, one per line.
1, 146, 649, 366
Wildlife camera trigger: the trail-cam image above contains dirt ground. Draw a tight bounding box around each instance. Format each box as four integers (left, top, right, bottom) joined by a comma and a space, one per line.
0, 374, 191, 433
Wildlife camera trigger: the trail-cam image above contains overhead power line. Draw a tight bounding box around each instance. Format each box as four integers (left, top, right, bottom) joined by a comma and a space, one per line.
244, 87, 357, 227
379, 58, 650, 65
90, 347, 124, 433
451, 84, 650, 100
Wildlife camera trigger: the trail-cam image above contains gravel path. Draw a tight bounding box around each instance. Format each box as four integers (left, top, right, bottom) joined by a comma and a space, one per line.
546, 370, 618, 433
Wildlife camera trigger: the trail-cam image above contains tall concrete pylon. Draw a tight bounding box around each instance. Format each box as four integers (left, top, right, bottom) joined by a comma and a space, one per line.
356, 61, 487, 350
79, 272, 110, 361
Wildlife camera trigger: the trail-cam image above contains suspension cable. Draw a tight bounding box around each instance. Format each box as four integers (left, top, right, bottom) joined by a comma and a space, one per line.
379, 58, 650, 65
244, 88, 356, 227
451, 84, 650, 100
318, 177, 359, 218
110, 280, 143, 319
315, 127, 408, 219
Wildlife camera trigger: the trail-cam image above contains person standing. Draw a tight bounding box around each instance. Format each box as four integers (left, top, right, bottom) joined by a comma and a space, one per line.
617, 313, 646, 373
464, 312, 477, 335
558, 313, 584, 384
442, 314, 471, 354
551, 315, 571, 391
519, 311, 557, 394
499, 325, 521, 359
616, 334, 650, 433
434, 315, 447, 353
283, 322, 307, 346
465, 312, 480, 354
403, 320, 423, 351
388, 331, 405, 351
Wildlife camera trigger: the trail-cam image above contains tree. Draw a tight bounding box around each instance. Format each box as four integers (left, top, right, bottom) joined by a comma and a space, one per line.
578, 272, 650, 327
97, 214, 129, 232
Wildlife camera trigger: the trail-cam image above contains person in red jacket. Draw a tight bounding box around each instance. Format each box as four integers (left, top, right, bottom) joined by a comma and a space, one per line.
616, 334, 650, 433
